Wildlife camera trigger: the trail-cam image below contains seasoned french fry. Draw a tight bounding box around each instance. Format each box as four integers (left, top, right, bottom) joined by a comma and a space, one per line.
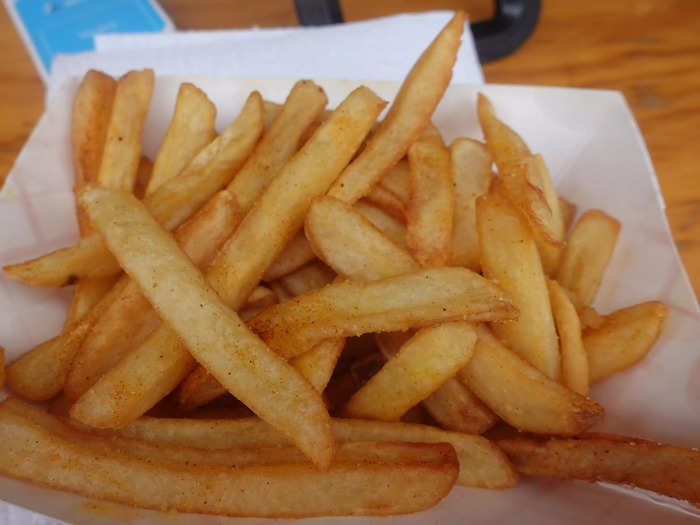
378, 159, 410, 205
279, 261, 335, 297
406, 126, 454, 267
458, 326, 603, 435
145, 83, 217, 194
557, 209, 621, 305
4, 92, 263, 286
114, 415, 516, 489
133, 155, 153, 199
328, 12, 465, 203
263, 233, 317, 281
64, 190, 241, 401
305, 196, 419, 281
62, 275, 118, 328
354, 200, 408, 248
290, 338, 345, 393
244, 285, 277, 310
344, 322, 476, 421
496, 433, 700, 503
96, 69, 154, 191
249, 267, 517, 358
449, 138, 492, 270
365, 184, 406, 219
477, 183, 560, 379
585, 302, 667, 382
0, 404, 457, 517
476, 92, 530, 171
548, 279, 589, 395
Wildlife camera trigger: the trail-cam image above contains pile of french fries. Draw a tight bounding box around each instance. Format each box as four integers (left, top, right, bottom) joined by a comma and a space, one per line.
1, 12, 697, 518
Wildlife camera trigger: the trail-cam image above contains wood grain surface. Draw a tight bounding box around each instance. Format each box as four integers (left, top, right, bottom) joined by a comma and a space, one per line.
1, 1, 698, 297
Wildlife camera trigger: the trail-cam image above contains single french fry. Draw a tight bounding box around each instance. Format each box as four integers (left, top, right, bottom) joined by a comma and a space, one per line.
305, 196, 419, 281
376, 331, 498, 434
133, 155, 153, 199
114, 416, 516, 489
64, 190, 241, 401
0, 404, 457, 517
279, 261, 335, 297
365, 184, 406, 220
449, 138, 493, 271
458, 326, 603, 435
249, 267, 517, 358
96, 69, 154, 191
378, 159, 410, 205
145, 83, 217, 194
559, 197, 577, 232
4, 92, 263, 286
77, 187, 333, 468
62, 275, 119, 328
263, 233, 317, 281
557, 209, 621, 305
476, 92, 530, 172
585, 302, 667, 383
406, 126, 454, 267
496, 433, 700, 504
548, 279, 589, 395
290, 338, 345, 393
477, 183, 560, 379
354, 200, 408, 248
344, 322, 476, 421
328, 12, 465, 203
244, 285, 277, 310
72, 88, 384, 430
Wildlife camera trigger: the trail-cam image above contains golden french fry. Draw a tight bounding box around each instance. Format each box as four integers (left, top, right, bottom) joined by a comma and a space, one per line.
458, 326, 603, 435
0, 404, 457, 517
96, 69, 154, 191
353, 200, 408, 248
477, 183, 560, 379
548, 279, 589, 395
449, 138, 493, 270
406, 126, 454, 267
579, 304, 605, 331
132, 155, 153, 199
476, 92, 530, 172
76, 187, 333, 468
328, 12, 465, 203
496, 433, 700, 503
145, 83, 217, 194
279, 261, 335, 297
344, 322, 476, 421
559, 196, 577, 232
263, 233, 317, 281
244, 285, 277, 310
5, 277, 130, 401
378, 159, 410, 205
262, 99, 282, 129
585, 302, 667, 382
115, 415, 516, 489
376, 331, 498, 434
290, 338, 345, 393
305, 196, 419, 281
64, 190, 241, 401
557, 209, 621, 305
365, 184, 406, 219
249, 267, 517, 358
4, 92, 263, 286
62, 275, 118, 328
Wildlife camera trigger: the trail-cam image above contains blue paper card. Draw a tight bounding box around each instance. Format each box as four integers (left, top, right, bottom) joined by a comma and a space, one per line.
5, 0, 173, 80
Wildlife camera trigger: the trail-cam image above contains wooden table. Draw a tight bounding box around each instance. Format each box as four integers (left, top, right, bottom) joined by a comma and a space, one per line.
1, 1, 698, 298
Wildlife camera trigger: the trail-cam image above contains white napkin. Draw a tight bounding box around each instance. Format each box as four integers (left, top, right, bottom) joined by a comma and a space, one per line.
47, 11, 483, 101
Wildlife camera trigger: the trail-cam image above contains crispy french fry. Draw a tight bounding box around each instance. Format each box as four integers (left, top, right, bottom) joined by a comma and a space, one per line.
585, 302, 667, 383
328, 12, 465, 203
96, 69, 154, 191
279, 261, 335, 297
72, 88, 384, 431
145, 83, 217, 194
344, 322, 476, 421
406, 126, 454, 267
249, 267, 516, 358
305, 196, 419, 281
557, 209, 621, 305
354, 200, 408, 248
262, 100, 283, 129
449, 138, 493, 270
378, 159, 410, 205
376, 331, 498, 434
133, 155, 153, 199
559, 197, 577, 232
548, 279, 589, 395
496, 433, 700, 504
263, 233, 317, 281
477, 183, 560, 379
62, 275, 119, 328
365, 184, 406, 219
244, 285, 277, 310
458, 326, 603, 435
64, 190, 241, 401
114, 415, 516, 489
476, 92, 530, 171
0, 404, 456, 517
4, 92, 263, 286
290, 338, 345, 393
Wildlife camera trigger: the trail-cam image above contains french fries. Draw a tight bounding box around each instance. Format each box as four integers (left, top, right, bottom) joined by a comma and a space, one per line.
497, 433, 700, 504
557, 209, 621, 305
477, 183, 560, 379
344, 322, 476, 421
459, 326, 603, 435
354, 199, 408, 248
78, 187, 334, 468
249, 267, 517, 358
328, 12, 465, 203
406, 126, 454, 267
378, 158, 410, 204
262, 233, 317, 281
585, 301, 667, 382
